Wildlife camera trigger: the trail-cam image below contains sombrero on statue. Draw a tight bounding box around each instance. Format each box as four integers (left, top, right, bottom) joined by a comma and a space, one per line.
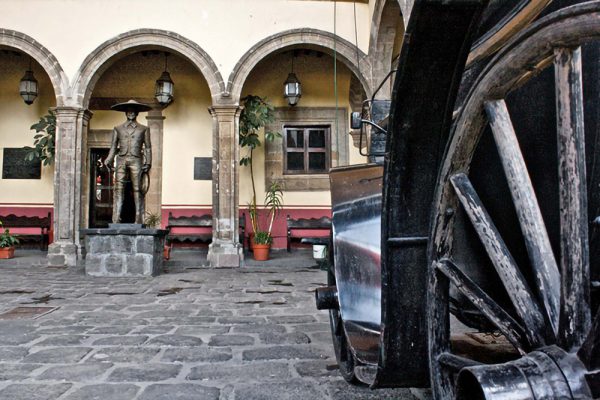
111, 99, 152, 113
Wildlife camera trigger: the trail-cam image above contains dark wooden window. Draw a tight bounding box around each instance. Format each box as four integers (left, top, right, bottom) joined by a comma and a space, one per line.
283, 126, 330, 174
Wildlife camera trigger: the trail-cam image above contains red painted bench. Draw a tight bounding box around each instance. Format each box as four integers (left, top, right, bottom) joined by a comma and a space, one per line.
286, 215, 331, 252
0, 213, 51, 250
166, 212, 246, 251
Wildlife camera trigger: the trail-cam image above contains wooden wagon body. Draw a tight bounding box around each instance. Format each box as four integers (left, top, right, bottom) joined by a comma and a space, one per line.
316, 1, 600, 398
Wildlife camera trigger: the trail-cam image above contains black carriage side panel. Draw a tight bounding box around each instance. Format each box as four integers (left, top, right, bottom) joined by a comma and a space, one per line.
375, 0, 487, 388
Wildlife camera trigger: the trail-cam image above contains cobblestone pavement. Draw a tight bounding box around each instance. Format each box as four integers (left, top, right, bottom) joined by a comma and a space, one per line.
0, 252, 432, 400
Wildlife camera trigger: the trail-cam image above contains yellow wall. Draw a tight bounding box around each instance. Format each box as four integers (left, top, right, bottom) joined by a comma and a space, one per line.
0, 1, 376, 209
0, 54, 55, 205
0, 0, 370, 83
241, 51, 365, 207
90, 53, 213, 206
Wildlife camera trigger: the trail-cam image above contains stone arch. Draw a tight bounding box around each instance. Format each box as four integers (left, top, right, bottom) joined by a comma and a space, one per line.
0, 29, 69, 106
227, 28, 372, 103
71, 29, 225, 108
369, 0, 405, 99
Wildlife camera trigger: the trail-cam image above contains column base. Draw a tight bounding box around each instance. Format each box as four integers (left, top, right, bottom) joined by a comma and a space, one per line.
47, 242, 79, 267
208, 241, 243, 268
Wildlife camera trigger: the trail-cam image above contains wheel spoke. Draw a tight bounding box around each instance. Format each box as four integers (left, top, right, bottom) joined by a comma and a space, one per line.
485, 99, 560, 337
450, 173, 547, 347
436, 259, 530, 353
554, 46, 591, 350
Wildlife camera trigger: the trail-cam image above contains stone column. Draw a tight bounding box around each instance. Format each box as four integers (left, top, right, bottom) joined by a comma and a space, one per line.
207, 105, 243, 268
145, 108, 165, 220
48, 107, 90, 267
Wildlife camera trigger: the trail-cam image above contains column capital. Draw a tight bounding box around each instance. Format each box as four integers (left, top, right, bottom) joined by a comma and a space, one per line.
146, 111, 166, 121
51, 106, 85, 117
208, 105, 242, 118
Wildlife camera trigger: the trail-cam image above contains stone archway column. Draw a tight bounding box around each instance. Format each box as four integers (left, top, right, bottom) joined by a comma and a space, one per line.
48, 107, 91, 267
207, 105, 243, 268
145, 108, 165, 219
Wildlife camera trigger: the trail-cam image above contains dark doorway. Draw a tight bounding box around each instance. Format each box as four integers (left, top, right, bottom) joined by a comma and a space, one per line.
88, 149, 135, 227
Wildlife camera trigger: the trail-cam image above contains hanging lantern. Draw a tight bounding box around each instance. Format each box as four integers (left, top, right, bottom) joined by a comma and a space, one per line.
284, 52, 301, 106
155, 53, 174, 105
284, 72, 301, 106
20, 57, 38, 105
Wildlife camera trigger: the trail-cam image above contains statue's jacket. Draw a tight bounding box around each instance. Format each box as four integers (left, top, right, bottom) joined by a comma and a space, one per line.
106, 121, 152, 165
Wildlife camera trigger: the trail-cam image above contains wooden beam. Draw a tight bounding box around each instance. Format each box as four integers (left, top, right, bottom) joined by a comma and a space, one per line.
485, 99, 560, 337
555, 46, 591, 350
450, 173, 547, 347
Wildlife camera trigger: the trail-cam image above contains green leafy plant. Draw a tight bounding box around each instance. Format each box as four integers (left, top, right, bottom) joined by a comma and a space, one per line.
0, 222, 19, 248
239, 95, 283, 243
252, 182, 284, 245
144, 212, 161, 228
24, 110, 56, 166
253, 231, 273, 246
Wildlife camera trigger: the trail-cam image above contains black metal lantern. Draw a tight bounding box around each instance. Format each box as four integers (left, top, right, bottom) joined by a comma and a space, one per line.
20, 57, 38, 105
155, 53, 174, 105
284, 53, 301, 106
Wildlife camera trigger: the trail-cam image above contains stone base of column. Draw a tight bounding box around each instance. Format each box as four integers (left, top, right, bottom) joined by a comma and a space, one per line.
208, 241, 243, 268
47, 242, 78, 267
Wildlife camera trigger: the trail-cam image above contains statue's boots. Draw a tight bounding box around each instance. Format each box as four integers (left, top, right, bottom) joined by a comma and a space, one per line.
133, 191, 145, 224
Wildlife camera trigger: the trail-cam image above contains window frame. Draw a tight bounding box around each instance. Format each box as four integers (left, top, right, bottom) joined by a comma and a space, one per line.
282, 125, 331, 175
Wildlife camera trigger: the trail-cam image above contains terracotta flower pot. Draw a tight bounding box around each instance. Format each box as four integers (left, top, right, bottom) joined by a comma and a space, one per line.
163, 245, 171, 261
252, 243, 270, 261
0, 246, 15, 259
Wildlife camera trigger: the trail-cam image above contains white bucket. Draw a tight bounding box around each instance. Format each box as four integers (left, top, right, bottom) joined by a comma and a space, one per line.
313, 244, 327, 260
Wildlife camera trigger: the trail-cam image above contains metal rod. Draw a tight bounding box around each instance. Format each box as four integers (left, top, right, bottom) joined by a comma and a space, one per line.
437, 259, 529, 353
387, 236, 428, 247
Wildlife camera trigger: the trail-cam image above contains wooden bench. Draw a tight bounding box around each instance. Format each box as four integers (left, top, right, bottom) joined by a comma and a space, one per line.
0, 213, 51, 250
166, 213, 246, 251
286, 215, 331, 252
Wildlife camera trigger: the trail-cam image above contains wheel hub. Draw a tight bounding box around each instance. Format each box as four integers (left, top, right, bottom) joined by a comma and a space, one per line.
456, 345, 592, 399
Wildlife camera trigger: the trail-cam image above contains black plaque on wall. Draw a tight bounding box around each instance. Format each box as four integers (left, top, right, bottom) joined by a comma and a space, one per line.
2, 148, 41, 179
194, 157, 212, 180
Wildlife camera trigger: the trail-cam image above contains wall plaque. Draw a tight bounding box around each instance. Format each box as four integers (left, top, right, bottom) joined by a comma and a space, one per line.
194, 157, 212, 180
2, 148, 41, 179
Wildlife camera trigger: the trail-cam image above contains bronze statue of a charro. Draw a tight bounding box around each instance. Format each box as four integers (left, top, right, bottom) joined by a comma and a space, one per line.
105, 99, 152, 224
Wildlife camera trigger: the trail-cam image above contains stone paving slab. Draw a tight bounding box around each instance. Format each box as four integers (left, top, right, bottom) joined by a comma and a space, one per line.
0, 257, 431, 400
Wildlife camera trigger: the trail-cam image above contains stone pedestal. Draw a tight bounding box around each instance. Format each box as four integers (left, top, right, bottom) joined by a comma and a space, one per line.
81, 226, 168, 277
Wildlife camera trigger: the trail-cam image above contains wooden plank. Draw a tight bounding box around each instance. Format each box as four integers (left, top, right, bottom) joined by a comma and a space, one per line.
578, 307, 600, 370
485, 99, 560, 337
554, 46, 591, 350
428, 268, 454, 399
286, 216, 331, 229
436, 259, 529, 353
450, 173, 546, 347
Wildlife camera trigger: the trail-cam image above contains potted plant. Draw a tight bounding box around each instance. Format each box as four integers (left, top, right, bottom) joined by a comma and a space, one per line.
144, 212, 171, 260
239, 95, 282, 258
251, 183, 284, 261
0, 221, 19, 259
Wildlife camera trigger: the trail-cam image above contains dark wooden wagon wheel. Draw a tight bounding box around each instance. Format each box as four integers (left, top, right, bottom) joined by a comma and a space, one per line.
428, 3, 600, 399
